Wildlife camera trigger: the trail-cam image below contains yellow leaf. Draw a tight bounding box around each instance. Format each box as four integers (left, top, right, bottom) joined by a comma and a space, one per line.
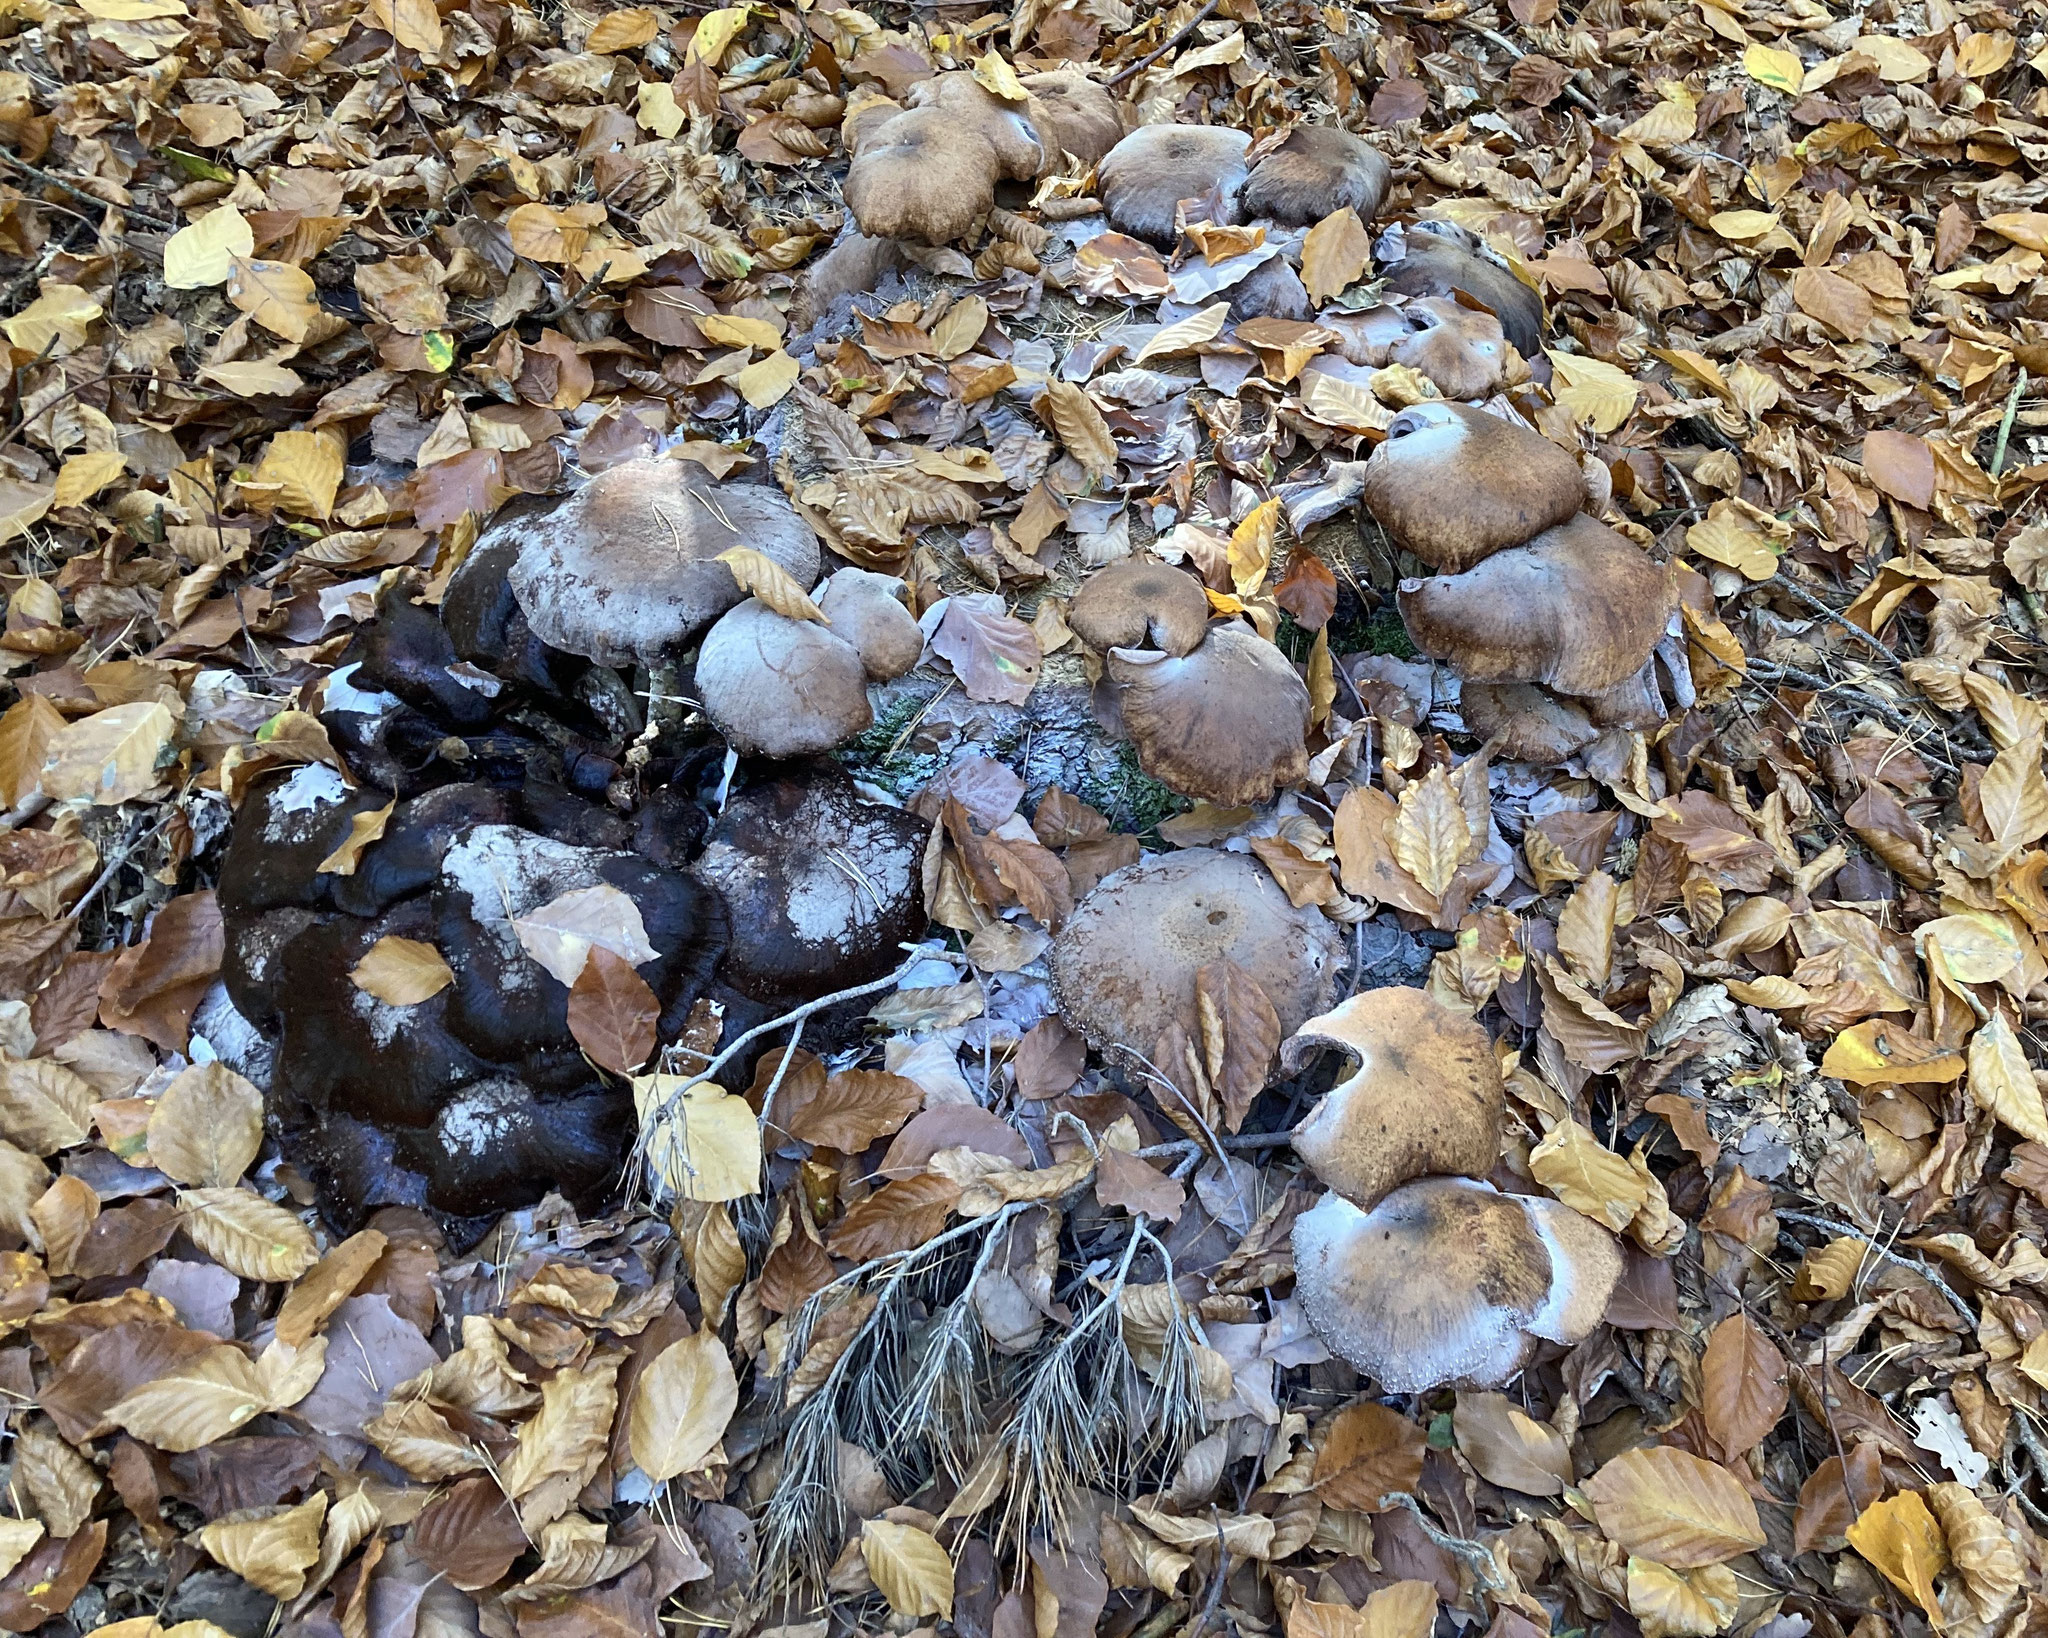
1821, 1018, 1965, 1085
195, 1492, 326, 1599
317, 801, 394, 876
732, 348, 799, 409
39, 700, 178, 805
930, 296, 989, 361
1357, 1580, 1438, 1638
107, 1344, 270, 1451
1915, 912, 2023, 984
1302, 206, 1371, 305
504, 201, 605, 264
628, 1329, 738, 1480
1530, 1119, 1647, 1231
1853, 34, 1932, 81
0, 694, 64, 808
180, 1186, 319, 1282
686, 5, 749, 64
1228, 498, 1281, 599
1390, 765, 1473, 899
163, 205, 254, 289
1545, 351, 1639, 434
0, 477, 51, 546
0, 1519, 42, 1582
586, 7, 658, 51
715, 546, 825, 622
1307, 625, 1334, 729
197, 359, 304, 397
1706, 209, 1780, 241
1133, 301, 1231, 366
861, 1518, 954, 1618
350, 935, 454, 1005
1846, 1491, 1949, 1616
226, 257, 319, 343
0, 283, 102, 354
1742, 43, 1805, 92
147, 1062, 264, 1188
1626, 1559, 1739, 1638
381, 0, 442, 52
699, 313, 784, 350
1957, 31, 2015, 77
250, 429, 343, 519
634, 1074, 761, 1201
52, 448, 126, 508
971, 50, 1028, 101
1685, 508, 1776, 580
637, 80, 684, 138
1967, 1011, 2048, 1145
1582, 1446, 1766, 1568
1034, 380, 1119, 482
499, 1352, 623, 1532
1980, 212, 2048, 252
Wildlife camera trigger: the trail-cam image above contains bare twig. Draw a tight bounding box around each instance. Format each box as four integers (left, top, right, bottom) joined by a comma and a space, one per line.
1776, 1209, 1976, 1327
0, 150, 175, 233
1991, 366, 2029, 481
1106, 0, 1221, 88
1766, 572, 1901, 670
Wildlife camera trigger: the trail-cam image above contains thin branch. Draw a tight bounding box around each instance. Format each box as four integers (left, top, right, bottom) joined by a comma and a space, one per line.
1106, 0, 1221, 88
1766, 572, 1902, 670
1775, 1209, 1976, 1327
0, 150, 175, 233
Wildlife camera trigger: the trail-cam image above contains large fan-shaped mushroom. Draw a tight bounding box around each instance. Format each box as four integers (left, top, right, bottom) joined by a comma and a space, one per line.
1108, 624, 1310, 807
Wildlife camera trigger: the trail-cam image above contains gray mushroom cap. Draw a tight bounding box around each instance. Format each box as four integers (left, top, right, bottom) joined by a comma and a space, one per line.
816, 567, 924, 681
498, 459, 820, 667
694, 601, 873, 758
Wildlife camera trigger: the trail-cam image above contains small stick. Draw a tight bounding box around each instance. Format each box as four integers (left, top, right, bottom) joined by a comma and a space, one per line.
0, 151, 174, 233
1776, 1209, 1976, 1327
1991, 366, 2029, 481
1106, 0, 1221, 88
1766, 571, 1902, 670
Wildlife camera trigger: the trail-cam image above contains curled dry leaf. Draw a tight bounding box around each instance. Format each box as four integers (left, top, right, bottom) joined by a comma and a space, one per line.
178, 1187, 319, 1283
715, 546, 827, 622
1844, 1490, 1948, 1617
194, 1491, 327, 1599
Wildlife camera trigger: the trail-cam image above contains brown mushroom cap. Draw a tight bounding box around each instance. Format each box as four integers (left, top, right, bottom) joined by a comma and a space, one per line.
1021, 68, 1125, 167
694, 601, 873, 757
1285, 987, 1504, 1210
1523, 1195, 1626, 1345
1388, 298, 1508, 402
1108, 624, 1310, 807
495, 460, 820, 667
1291, 1178, 1553, 1391
1359, 403, 1585, 575
1098, 124, 1252, 246
1459, 681, 1600, 764
816, 567, 924, 680
1239, 126, 1392, 228
909, 71, 1050, 176
1050, 847, 1343, 1066
1384, 223, 1545, 359
1228, 256, 1312, 323
1068, 557, 1209, 657
1397, 512, 1678, 699
844, 107, 1003, 243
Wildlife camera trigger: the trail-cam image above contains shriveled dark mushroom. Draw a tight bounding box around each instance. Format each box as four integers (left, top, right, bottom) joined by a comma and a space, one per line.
1068, 557, 1209, 657
1097, 124, 1252, 246
1381, 219, 1544, 360
1049, 848, 1342, 1068
816, 567, 924, 680
692, 763, 928, 1010
490, 459, 820, 668
1397, 513, 1677, 699
694, 600, 874, 757
1239, 125, 1391, 227
1359, 402, 1585, 575
1285, 987, 1503, 1211
1108, 624, 1310, 806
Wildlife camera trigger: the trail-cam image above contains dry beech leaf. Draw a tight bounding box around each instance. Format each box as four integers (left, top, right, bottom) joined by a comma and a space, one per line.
1452, 1391, 1571, 1495
499, 1351, 625, 1532
194, 1491, 327, 1599
39, 702, 178, 805
1967, 1011, 2048, 1145
1700, 1311, 1787, 1459
628, 1328, 738, 1481
1302, 207, 1371, 304
715, 546, 826, 623
106, 1344, 270, 1452
145, 1062, 263, 1188
861, 1518, 955, 1618
1626, 1557, 1739, 1638
633, 1074, 761, 1201
0, 1056, 96, 1154
179, 1187, 319, 1283
1311, 1400, 1426, 1512
1195, 957, 1280, 1131
1924, 1481, 2024, 1622
0, 1518, 42, 1582
784, 1066, 924, 1151
315, 801, 392, 876
1582, 1446, 1766, 1567
1529, 1119, 1646, 1231
1845, 1490, 1948, 1616
566, 946, 660, 1076
511, 883, 657, 987
275, 1229, 388, 1348
1390, 766, 1474, 899
1033, 380, 1119, 481
349, 936, 453, 1005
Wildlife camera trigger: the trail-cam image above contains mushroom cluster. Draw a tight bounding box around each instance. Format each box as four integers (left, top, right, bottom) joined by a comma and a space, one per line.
842, 69, 1124, 244
1358, 402, 1682, 763
1070, 557, 1311, 807
1285, 987, 1624, 1390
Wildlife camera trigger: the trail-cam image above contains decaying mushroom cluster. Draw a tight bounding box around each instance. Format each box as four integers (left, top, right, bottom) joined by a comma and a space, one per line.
1359, 402, 1684, 763
1285, 987, 1625, 1389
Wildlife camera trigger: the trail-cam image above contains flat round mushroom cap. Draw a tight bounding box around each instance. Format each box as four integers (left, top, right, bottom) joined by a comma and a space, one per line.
1050, 847, 1342, 1067
1523, 1194, 1626, 1344
1285, 986, 1504, 1210
817, 568, 924, 680
1021, 69, 1125, 167
498, 460, 821, 667
1397, 513, 1678, 698
1239, 126, 1392, 227
1360, 403, 1585, 574
1098, 124, 1252, 246
1108, 624, 1310, 806
1068, 557, 1209, 656
1460, 681, 1600, 764
844, 107, 1003, 243
1388, 298, 1507, 402
695, 600, 874, 758
1291, 1178, 1554, 1391
1385, 233, 1545, 360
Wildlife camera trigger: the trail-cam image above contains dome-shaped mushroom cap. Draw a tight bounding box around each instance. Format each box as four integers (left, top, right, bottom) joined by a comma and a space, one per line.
1286, 987, 1504, 1210
910, 70, 1051, 176
844, 107, 1003, 243
1021, 68, 1125, 166
1397, 513, 1678, 699
1068, 557, 1209, 657
1359, 402, 1585, 574
1108, 624, 1310, 807
1388, 298, 1507, 402
1384, 229, 1544, 359
497, 460, 820, 667
694, 600, 874, 758
1522, 1194, 1626, 1344
1098, 124, 1252, 246
1239, 126, 1392, 227
1291, 1178, 1553, 1392
1050, 847, 1342, 1066
816, 567, 924, 680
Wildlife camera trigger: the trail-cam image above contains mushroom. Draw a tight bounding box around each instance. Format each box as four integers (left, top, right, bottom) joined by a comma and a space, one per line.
1359, 402, 1586, 575
1228, 255, 1312, 323
1284, 987, 1503, 1211
1397, 513, 1678, 699
1107, 624, 1310, 806
1386, 298, 1508, 402
694, 600, 874, 758
1068, 557, 1209, 656
1458, 681, 1600, 764
1097, 124, 1252, 246
816, 567, 924, 680
492, 459, 821, 668
1381, 220, 1544, 360
693, 763, 928, 1008
1025, 67, 1127, 165
1239, 125, 1392, 228
1049, 847, 1342, 1068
